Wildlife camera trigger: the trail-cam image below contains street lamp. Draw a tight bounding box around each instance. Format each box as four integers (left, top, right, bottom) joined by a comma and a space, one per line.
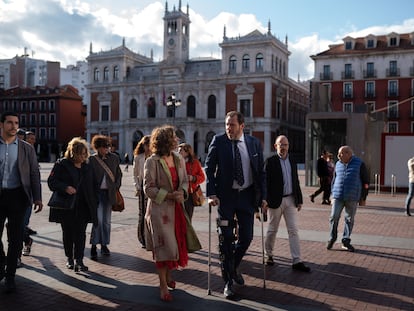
166, 93, 181, 123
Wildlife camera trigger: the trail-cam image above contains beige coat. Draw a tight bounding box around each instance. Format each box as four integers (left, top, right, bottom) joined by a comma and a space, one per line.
143, 152, 189, 261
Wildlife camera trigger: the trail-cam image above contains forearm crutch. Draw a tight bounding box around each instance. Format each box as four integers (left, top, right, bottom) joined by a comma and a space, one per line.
260, 205, 266, 289
207, 201, 212, 295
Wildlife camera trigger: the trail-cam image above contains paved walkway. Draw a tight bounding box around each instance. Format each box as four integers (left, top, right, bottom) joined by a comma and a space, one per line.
1, 163, 413, 310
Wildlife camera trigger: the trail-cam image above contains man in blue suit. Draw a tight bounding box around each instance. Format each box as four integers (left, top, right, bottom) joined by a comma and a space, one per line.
205, 111, 266, 299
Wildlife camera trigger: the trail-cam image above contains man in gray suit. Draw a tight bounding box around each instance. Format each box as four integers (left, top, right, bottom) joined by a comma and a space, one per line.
0, 111, 43, 293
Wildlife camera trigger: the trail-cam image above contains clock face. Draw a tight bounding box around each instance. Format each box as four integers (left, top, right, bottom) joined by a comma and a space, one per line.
168, 38, 175, 46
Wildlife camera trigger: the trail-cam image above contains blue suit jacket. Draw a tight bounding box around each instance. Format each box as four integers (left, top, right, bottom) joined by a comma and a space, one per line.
205, 133, 265, 207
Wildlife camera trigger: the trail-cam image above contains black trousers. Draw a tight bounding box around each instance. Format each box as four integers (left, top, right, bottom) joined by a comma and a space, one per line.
0, 187, 28, 278
60, 215, 88, 261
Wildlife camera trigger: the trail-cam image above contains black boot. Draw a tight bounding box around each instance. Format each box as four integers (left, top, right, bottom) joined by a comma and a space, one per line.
74, 259, 88, 272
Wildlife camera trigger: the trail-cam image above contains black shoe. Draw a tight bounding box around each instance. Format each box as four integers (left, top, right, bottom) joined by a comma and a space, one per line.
406, 211, 412, 216
101, 245, 110, 256
66, 258, 74, 269
22, 237, 33, 256
322, 200, 330, 205
341, 243, 355, 252
90, 245, 97, 260
265, 256, 274, 266
223, 283, 235, 299
292, 262, 311, 272
309, 195, 315, 203
16, 257, 22, 268
341, 239, 355, 252
327, 240, 335, 250
232, 269, 244, 285
74, 260, 88, 272
5, 277, 16, 293
27, 227, 37, 235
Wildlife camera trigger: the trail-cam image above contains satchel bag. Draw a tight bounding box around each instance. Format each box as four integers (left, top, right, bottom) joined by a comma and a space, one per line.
112, 189, 125, 212
48, 191, 76, 210
94, 156, 125, 212
183, 204, 202, 252
191, 185, 205, 206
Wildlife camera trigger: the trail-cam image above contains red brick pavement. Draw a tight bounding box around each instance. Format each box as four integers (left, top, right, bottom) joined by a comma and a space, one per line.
1, 164, 413, 310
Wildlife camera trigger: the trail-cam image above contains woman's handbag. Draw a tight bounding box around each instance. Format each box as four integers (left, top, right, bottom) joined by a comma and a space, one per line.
48, 191, 76, 210
191, 185, 205, 206
112, 189, 125, 212
183, 205, 202, 252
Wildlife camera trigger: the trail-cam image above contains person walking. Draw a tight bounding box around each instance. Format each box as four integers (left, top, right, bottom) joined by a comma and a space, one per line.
178, 143, 205, 222
404, 156, 414, 216
310, 150, 331, 205
89, 135, 122, 260
327, 145, 369, 252
48, 137, 98, 272
263, 135, 311, 272
204, 111, 266, 299
133, 135, 151, 248
0, 111, 43, 293
143, 125, 189, 302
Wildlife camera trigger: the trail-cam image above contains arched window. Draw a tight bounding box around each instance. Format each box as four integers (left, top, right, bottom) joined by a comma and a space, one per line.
229, 55, 236, 72
147, 97, 156, 118
256, 53, 263, 71
103, 67, 109, 81
207, 95, 216, 119
242, 54, 250, 71
130, 99, 137, 118
93, 68, 100, 81
187, 95, 196, 117
113, 66, 119, 80
205, 131, 215, 153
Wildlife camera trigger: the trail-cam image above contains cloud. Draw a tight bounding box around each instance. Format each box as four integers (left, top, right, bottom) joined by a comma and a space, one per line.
1, 0, 413, 82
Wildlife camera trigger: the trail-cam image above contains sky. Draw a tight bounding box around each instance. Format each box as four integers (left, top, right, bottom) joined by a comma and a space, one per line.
1, 0, 414, 81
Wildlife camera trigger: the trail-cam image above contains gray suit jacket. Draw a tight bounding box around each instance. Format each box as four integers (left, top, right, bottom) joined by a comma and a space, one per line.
18, 139, 42, 202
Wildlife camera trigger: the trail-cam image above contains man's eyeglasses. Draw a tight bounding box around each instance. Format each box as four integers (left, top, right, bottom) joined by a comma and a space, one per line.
276, 143, 289, 147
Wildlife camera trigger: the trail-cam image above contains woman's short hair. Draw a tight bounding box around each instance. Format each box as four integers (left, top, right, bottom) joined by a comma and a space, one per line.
64, 137, 89, 161
150, 125, 176, 156
91, 134, 111, 151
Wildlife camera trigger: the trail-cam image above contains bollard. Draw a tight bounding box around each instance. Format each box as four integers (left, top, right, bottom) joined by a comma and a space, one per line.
391, 174, 396, 197
374, 173, 380, 195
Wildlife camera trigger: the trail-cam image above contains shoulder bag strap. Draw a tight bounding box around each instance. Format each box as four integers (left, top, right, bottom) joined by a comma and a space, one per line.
95, 156, 115, 183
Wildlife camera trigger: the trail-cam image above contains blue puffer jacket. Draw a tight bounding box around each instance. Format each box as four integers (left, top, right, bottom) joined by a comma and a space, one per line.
331, 156, 362, 201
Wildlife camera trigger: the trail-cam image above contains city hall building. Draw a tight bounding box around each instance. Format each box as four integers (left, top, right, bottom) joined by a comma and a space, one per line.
85, 2, 309, 162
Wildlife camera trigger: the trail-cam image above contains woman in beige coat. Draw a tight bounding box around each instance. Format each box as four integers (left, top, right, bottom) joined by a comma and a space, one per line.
144, 125, 189, 302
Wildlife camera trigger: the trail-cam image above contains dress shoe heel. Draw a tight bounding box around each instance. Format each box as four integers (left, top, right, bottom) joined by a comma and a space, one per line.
74, 260, 88, 272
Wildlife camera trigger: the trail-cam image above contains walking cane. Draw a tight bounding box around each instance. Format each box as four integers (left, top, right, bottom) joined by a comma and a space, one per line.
260, 205, 266, 289
207, 201, 212, 295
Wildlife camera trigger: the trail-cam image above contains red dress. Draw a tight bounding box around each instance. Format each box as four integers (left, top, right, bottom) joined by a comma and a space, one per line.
155, 166, 188, 269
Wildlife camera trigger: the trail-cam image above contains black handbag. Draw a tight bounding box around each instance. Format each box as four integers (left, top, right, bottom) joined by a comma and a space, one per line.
48, 191, 76, 210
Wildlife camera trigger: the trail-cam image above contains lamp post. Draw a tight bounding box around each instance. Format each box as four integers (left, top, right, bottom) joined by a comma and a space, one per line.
166, 93, 181, 124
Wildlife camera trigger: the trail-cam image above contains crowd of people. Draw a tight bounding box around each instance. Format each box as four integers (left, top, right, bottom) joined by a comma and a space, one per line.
2, 109, 411, 302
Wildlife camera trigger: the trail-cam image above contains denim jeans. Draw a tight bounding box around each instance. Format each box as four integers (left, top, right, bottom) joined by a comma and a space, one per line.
90, 190, 112, 246
329, 199, 357, 243
405, 182, 414, 213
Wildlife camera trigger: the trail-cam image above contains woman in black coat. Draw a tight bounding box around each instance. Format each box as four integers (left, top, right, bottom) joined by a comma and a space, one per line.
48, 137, 98, 272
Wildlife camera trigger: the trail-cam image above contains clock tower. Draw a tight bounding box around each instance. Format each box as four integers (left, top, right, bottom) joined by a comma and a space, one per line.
163, 1, 190, 63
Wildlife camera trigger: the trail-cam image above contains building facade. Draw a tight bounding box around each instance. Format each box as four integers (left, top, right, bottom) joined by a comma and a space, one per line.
86, 2, 310, 162
0, 85, 85, 162
311, 31, 414, 133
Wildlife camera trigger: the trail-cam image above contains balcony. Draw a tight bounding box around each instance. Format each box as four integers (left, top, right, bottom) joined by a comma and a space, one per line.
388, 90, 399, 97
365, 92, 376, 99
363, 69, 377, 78
343, 92, 353, 99
387, 110, 399, 119
320, 72, 333, 81
386, 68, 400, 77
341, 71, 355, 79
